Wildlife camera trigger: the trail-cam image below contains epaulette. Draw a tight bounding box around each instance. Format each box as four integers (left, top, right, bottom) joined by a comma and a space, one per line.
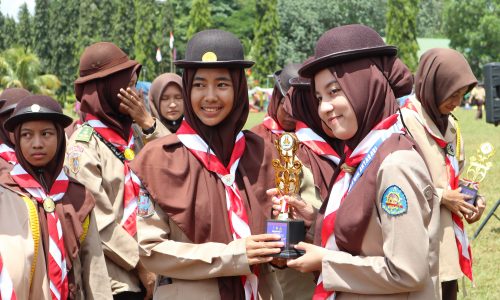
75, 124, 94, 143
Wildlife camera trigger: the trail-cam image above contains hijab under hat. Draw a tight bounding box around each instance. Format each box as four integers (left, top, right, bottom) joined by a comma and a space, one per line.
148, 73, 183, 133
182, 68, 249, 166
415, 48, 477, 135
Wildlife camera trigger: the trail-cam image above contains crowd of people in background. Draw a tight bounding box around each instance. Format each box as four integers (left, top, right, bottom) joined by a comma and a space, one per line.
0, 23, 487, 300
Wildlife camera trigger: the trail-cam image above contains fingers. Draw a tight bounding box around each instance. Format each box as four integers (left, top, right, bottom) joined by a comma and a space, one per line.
266, 188, 280, 197
246, 234, 283, 265
294, 241, 308, 251
250, 233, 282, 242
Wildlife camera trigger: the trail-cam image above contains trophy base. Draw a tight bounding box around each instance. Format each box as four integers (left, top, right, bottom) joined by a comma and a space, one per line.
265, 219, 306, 259
459, 184, 478, 206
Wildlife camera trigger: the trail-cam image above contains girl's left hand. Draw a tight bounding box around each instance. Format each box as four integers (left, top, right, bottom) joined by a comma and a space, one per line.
287, 242, 329, 273
118, 88, 155, 130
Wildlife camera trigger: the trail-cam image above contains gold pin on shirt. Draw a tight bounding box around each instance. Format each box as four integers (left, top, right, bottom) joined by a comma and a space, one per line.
124, 148, 135, 161
43, 197, 55, 213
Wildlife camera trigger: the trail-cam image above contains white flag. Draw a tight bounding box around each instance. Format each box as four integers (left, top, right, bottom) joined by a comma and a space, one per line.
169, 31, 174, 49
156, 48, 162, 62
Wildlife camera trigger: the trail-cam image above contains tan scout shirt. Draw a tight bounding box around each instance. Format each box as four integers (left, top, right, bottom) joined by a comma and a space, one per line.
0, 186, 50, 300
132, 118, 171, 153
137, 205, 283, 300
402, 96, 464, 282
64, 125, 141, 295
274, 162, 319, 300
321, 149, 440, 300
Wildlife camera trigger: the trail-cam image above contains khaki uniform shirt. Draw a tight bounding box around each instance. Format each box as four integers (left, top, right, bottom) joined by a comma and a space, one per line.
137, 206, 283, 300
321, 146, 440, 299
132, 118, 171, 153
0, 187, 111, 299
65, 125, 148, 294
402, 96, 464, 282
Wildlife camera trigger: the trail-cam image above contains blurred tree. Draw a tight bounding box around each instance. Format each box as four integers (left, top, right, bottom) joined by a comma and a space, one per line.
221, 0, 257, 54
99, 0, 115, 42
48, 0, 79, 103
76, 0, 102, 55
17, 3, 33, 51
251, 0, 279, 84
186, 0, 212, 39
443, 0, 500, 78
134, 0, 159, 81
1, 17, 18, 50
417, 0, 444, 37
111, 0, 136, 56
34, 0, 51, 71
386, 0, 419, 71
0, 47, 61, 97
154, 0, 175, 75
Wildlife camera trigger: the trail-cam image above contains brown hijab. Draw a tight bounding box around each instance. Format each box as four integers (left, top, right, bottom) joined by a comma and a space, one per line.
267, 86, 283, 123
76, 64, 141, 140
415, 48, 477, 135
182, 68, 249, 166
149, 73, 184, 133
329, 56, 413, 149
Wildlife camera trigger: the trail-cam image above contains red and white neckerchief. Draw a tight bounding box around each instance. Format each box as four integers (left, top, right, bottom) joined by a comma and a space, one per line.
10, 164, 69, 300
0, 253, 17, 300
85, 114, 140, 236
177, 121, 258, 300
0, 143, 17, 165
262, 115, 284, 134
402, 98, 473, 281
295, 121, 341, 165
313, 113, 404, 300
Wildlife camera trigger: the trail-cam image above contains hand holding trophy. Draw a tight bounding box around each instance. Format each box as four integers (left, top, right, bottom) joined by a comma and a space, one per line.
460, 142, 495, 205
266, 133, 306, 259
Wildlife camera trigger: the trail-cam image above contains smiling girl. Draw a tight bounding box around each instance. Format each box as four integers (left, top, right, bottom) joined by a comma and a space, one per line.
130, 29, 283, 300
1, 95, 111, 299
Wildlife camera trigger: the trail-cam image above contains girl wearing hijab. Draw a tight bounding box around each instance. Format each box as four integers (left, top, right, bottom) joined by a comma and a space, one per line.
148, 73, 184, 133
0, 88, 31, 172
64, 42, 155, 299
401, 48, 486, 300
274, 24, 440, 299
0, 95, 111, 300
130, 29, 284, 300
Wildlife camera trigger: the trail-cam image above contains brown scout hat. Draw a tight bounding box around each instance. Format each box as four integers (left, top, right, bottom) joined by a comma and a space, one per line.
4, 95, 73, 131
273, 63, 302, 96
0, 88, 32, 115
74, 42, 139, 84
299, 24, 397, 78
175, 29, 254, 68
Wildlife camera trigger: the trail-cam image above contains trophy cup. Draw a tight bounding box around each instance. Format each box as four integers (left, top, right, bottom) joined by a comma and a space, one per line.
459, 142, 496, 205
266, 133, 306, 258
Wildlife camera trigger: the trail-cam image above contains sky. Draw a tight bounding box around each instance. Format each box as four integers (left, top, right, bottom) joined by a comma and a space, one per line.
1, 0, 35, 20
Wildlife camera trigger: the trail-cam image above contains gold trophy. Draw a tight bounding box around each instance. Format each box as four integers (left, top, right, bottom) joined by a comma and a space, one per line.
460, 142, 495, 205
265, 133, 305, 258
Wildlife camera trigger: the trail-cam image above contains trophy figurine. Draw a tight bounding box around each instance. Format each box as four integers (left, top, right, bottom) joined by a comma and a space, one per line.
460, 142, 495, 205
266, 132, 306, 258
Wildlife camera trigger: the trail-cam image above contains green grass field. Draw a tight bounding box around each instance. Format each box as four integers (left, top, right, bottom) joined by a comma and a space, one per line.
246, 108, 499, 299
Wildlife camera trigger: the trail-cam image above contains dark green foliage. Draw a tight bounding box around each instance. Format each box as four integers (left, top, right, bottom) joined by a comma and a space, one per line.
386, 0, 419, 71
111, 0, 136, 56
99, 0, 115, 42
76, 0, 102, 55
186, 0, 213, 39
17, 4, 32, 51
443, 0, 500, 78
251, 0, 279, 84
34, 0, 51, 71
134, 0, 159, 81
2, 17, 18, 50
417, 0, 444, 37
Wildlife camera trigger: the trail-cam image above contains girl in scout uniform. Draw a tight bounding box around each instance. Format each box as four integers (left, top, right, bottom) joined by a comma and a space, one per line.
148, 73, 184, 134
65, 42, 157, 299
276, 24, 440, 300
401, 48, 486, 300
0, 88, 31, 173
130, 29, 284, 300
0, 95, 111, 299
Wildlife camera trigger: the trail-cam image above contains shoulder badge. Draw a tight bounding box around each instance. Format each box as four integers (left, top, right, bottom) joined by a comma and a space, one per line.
65, 145, 85, 175
137, 187, 155, 218
75, 125, 94, 143
381, 185, 408, 216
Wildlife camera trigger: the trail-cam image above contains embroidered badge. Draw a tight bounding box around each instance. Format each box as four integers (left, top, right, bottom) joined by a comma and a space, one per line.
137, 188, 154, 218
66, 145, 84, 175
381, 185, 408, 216
75, 126, 94, 143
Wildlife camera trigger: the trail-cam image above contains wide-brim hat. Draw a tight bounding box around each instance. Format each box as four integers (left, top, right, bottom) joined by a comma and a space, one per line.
175, 29, 254, 68
5, 95, 73, 132
274, 63, 302, 96
75, 42, 140, 84
299, 24, 397, 78
0, 88, 32, 115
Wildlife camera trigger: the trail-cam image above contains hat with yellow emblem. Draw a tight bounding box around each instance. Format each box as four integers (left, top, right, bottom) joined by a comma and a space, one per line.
175, 29, 254, 68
